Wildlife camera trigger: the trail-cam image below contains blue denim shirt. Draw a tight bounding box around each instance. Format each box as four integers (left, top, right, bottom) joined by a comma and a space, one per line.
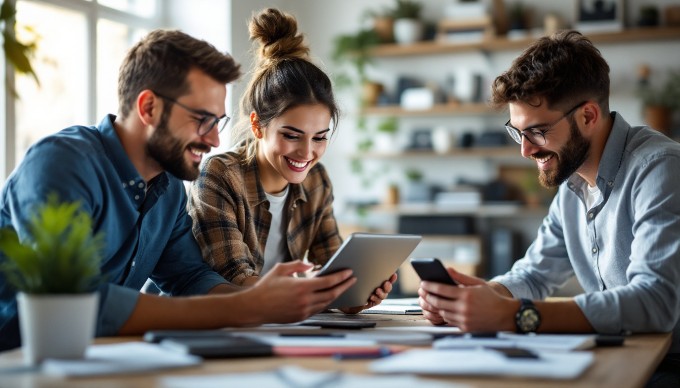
0, 115, 228, 351
493, 113, 680, 353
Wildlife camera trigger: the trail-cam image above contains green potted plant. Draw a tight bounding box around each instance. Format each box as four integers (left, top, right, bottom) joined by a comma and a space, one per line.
0, 195, 104, 364
637, 67, 680, 135
402, 168, 431, 202
364, 6, 395, 44
392, 0, 424, 45
373, 117, 399, 153
332, 28, 381, 105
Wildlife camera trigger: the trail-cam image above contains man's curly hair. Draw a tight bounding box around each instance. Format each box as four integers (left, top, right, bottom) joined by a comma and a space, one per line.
491, 30, 610, 113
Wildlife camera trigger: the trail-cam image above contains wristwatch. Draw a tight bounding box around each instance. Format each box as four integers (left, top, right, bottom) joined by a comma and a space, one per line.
515, 298, 541, 333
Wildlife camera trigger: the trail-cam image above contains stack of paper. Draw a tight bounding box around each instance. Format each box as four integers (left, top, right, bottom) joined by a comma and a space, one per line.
370, 348, 594, 379
362, 297, 422, 315
42, 342, 201, 377
434, 332, 597, 352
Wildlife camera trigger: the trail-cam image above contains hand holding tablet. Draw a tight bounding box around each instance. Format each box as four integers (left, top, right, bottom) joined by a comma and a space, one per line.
315, 233, 421, 309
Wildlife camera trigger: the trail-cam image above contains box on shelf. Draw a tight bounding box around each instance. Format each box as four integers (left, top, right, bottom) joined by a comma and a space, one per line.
436, 17, 494, 43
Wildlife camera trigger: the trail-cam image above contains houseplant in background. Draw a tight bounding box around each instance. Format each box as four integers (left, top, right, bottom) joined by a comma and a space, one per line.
392, 0, 424, 45
0, 195, 104, 365
637, 65, 680, 136
1, 0, 40, 88
365, 5, 395, 44
331, 27, 381, 106
333, 27, 384, 189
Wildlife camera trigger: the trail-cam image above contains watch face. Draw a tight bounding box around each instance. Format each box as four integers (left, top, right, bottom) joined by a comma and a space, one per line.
519, 308, 540, 332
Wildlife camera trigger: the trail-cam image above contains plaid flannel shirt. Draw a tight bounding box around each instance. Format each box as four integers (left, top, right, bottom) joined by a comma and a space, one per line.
188, 146, 342, 285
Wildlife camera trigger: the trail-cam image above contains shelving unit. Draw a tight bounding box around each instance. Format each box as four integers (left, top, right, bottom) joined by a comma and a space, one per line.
369, 26, 680, 57
352, 146, 523, 160
362, 102, 497, 117
345, 26, 680, 279
368, 203, 547, 218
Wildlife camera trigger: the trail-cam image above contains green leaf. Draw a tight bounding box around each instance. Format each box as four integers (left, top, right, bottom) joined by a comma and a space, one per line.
1, 0, 40, 86
0, 194, 104, 294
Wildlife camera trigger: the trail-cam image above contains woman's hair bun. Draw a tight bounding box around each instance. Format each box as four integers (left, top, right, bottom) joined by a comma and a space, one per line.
250, 8, 309, 63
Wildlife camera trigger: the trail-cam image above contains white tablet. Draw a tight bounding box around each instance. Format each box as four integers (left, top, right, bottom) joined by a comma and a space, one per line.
316, 232, 422, 309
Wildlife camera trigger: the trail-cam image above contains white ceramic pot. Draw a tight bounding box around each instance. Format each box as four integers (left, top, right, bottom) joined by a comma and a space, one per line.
17, 292, 99, 365
393, 19, 424, 45
432, 127, 453, 154
373, 132, 398, 154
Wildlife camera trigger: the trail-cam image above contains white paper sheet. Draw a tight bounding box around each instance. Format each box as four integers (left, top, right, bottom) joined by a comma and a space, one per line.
370, 348, 594, 379
434, 333, 596, 351
42, 342, 201, 377
161, 365, 464, 388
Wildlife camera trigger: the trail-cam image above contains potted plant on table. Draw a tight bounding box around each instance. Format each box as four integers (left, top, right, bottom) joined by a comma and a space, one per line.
0, 195, 104, 365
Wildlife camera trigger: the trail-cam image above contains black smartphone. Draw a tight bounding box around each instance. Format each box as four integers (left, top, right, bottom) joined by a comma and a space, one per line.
143, 330, 233, 344
410, 258, 458, 285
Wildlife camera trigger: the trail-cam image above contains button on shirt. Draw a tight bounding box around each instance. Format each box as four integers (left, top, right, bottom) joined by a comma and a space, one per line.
0, 114, 228, 351
492, 113, 680, 353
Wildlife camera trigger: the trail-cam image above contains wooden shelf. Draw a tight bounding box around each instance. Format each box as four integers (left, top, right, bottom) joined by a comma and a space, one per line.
363, 102, 499, 117
368, 203, 548, 218
352, 146, 523, 160
370, 26, 680, 57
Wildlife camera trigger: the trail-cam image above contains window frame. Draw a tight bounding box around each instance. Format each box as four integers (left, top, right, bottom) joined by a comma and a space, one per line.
1, 0, 162, 180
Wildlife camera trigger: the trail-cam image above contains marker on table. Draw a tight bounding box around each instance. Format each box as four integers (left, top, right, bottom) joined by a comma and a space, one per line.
333, 347, 392, 360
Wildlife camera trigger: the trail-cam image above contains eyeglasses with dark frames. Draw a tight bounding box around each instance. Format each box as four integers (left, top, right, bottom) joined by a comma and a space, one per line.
505, 101, 588, 146
153, 91, 230, 136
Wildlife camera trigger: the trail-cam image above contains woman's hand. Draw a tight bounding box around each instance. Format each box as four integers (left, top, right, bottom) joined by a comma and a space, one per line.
340, 273, 398, 314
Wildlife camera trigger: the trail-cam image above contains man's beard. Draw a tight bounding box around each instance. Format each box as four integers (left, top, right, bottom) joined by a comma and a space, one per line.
537, 118, 590, 188
146, 114, 208, 181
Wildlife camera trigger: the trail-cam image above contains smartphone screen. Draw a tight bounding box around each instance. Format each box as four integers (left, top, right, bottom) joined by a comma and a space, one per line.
410, 258, 458, 286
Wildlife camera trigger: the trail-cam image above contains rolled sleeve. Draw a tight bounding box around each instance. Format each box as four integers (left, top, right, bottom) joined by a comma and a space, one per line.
96, 284, 139, 336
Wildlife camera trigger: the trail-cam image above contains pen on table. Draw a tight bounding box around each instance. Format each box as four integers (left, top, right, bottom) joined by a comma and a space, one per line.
333, 347, 392, 360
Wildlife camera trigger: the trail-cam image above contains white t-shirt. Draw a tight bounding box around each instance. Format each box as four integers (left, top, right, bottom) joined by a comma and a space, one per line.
261, 186, 290, 275
584, 183, 602, 210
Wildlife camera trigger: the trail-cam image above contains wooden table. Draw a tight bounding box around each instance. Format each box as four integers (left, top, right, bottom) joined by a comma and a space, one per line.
0, 314, 671, 388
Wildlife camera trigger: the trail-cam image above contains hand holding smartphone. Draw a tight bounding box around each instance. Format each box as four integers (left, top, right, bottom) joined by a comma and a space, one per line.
410, 258, 458, 286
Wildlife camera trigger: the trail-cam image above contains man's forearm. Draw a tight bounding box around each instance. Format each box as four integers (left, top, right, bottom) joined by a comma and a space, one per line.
118, 292, 259, 335
535, 299, 594, 333
488, 282, 594, 333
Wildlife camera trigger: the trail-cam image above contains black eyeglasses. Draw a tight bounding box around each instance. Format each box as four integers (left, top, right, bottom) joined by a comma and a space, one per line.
153, 91, 230, 136
505, 101, 587, 146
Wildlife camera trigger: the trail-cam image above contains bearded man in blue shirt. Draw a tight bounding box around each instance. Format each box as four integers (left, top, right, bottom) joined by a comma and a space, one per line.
0, 29, 355, 352
418, 30, 680, 386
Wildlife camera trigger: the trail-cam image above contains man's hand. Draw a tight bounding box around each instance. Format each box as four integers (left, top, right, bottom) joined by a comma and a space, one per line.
418, 266, 516, 331
340, 273, 398, 314
246, 260, 356, 324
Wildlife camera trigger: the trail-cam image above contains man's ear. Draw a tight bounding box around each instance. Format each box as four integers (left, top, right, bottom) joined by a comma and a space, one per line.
137, 90, 161, 126
250, 111, 262, 139
580, 101, 600, 135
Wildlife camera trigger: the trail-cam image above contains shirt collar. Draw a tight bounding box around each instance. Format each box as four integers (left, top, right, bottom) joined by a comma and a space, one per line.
97, 114, 168, 206
567, 112, 629, 195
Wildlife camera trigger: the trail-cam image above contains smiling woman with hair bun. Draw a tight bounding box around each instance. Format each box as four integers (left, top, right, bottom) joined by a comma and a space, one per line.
188, 8, 397, 314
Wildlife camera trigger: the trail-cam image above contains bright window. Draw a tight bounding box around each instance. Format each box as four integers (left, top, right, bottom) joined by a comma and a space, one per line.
9, 0, 159, 170
14, 2, 88, 160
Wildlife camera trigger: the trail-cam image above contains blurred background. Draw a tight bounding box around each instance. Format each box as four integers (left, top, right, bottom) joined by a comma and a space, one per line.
2, 0, 680, 296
